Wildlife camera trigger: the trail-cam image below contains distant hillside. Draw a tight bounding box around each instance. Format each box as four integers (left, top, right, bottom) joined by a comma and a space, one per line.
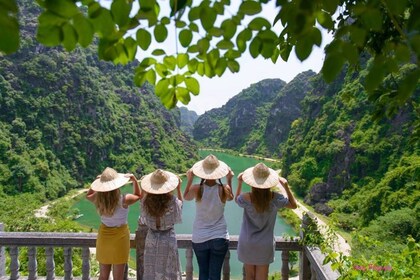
193, 78, 288, 154
0, 0, 198, 199
179, 106, 199, 136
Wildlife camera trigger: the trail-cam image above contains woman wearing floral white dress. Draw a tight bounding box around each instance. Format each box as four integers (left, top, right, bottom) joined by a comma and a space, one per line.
139, 169, 183, 280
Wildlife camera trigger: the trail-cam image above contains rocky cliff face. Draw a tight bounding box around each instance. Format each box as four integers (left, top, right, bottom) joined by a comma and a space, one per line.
192, 74, 317, 157
179, 106, 199, 136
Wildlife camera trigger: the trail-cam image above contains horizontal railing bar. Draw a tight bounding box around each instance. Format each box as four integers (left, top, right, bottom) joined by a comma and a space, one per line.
0, 233, 302, 251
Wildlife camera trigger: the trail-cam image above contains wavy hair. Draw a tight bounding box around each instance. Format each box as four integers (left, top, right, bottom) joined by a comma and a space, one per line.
143, 193, 172, 229
94, 189, 121, 216
251, 188, 272, 213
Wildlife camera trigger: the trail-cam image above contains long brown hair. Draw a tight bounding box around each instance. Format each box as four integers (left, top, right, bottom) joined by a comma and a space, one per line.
251, 188, 272, 213
143, 193, 172, 229
196, 179, 226, 202
94, 189, 121, 216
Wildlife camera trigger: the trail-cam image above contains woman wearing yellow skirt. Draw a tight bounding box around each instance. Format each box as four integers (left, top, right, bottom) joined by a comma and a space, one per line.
87, 167, 141, 280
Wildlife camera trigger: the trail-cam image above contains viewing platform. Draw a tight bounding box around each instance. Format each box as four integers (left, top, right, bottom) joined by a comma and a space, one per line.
0, 214, 339, 280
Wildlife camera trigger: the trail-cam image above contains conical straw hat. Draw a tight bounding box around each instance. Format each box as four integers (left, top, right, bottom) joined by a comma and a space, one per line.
140, 169, 179, 194
242, 163, 279, 189
191, 154, 229, 180
91, 167, 130, 192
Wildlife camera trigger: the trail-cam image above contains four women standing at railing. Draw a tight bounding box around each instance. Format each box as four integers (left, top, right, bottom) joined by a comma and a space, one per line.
86, 154, 297, 280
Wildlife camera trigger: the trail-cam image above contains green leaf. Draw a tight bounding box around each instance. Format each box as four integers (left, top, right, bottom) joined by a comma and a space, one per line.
38, 11, 67, 26
170, 0, 188, 17
239, 1, 262, 15
221, 19, 237, 39
164, 55, 177, 70
111, 0, 131, 27
37, 25, 62, 46
227, 60, 240, 73
316, 11, 334, 30
156, 63, 169, 77
188, 59, 198, 72
145, 69, 156, 85
160, 87, 177, 109
200, 7, 217, 31
397, 68, 420, 105
216, 39, 234, 49
179, 29, 193, 47
177, 53, 189, 68
73, 14, 94, 47
321, 53, 345, 82
175, 87, 190, 105
151, 49, 166, 56
349, 26, 367, 46
62, 23, 77, 51
90, 8, 115, 36
139, 57, 157, 67
134, 70, 147, 86
197, 38, 210, 54
248, 17, 271, 30
236, 28, 252, 52
0, 12, 19, 54
322, 0, 339, 14
155, 79, 170, 97
189, 22, 199, 32
0, 0, 18, 12
295, 37, 313, 61
279, 42, 292, 61
385, 0, 408, 15
208, 49, 220, 68
249, 36, 261, 58
154, 24, 168, 42
361, 8, 383, 31
161, 16, 170, 25
365, 57, 385, 92
185, 77, 200, 95
188, 6, 200, 21
45, 0, 79, 18
136, 28, 152, 50
123, 37, 137, 62
215, 58, 227, 77
175, 20, 187, 28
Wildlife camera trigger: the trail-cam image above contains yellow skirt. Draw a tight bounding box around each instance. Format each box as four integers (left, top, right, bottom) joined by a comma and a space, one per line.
96, 224, 129, 264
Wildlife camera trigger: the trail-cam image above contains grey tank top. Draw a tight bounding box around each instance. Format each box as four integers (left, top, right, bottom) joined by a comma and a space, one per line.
192, 184, 229, 243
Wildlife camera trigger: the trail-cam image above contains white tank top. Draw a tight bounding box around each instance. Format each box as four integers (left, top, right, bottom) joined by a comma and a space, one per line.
101, 195, 128, 227
192, 184, 229, 243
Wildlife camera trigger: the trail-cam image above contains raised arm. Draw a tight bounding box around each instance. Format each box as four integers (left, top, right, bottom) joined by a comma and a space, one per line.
176, 177, 183, 201
235, 172, 244, 202
279, 177, 297, 209
183, 169, 198, 201
86, 188, 96, 203
223, 169, 234, 201
125, 174, 142, 206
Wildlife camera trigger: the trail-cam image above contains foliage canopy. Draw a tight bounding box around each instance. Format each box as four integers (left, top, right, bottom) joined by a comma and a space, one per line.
1, 0, 419, 113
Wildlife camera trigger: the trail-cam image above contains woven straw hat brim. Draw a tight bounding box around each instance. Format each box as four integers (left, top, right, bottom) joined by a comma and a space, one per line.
141, 171, 179, 194
191, 159, 230, 180
242, 166, 279, 189
91, 174, 130, 192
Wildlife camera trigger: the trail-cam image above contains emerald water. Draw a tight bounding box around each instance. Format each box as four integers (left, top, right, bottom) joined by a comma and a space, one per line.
72, 150, 296, 278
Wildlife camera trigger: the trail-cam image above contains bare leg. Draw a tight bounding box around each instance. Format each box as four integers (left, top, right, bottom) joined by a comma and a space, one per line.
112, 263, 126, 280
99, 264, 111, 280
255, 264, 269, 280
245, 264, 256, 280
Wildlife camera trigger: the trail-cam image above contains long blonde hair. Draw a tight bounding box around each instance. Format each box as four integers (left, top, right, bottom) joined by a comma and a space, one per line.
251, 188, 272, 213
94, 189, 121, 216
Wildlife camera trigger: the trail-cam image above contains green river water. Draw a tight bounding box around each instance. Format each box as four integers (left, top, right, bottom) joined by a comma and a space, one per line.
72, 150, 296, 278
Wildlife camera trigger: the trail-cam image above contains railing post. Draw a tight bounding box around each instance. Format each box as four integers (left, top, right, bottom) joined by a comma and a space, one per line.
10, 246, 19, 280
63, 247, 73, 280
0, 223, 5, 278
135, 224, 148, 280
45, 247, 55, 280
222, 250, 230, 280
299, 213, 312, 280
281, 250, 290, 280
81, 247, 91, 280
185, 248, 193, 280
28, 247, 37, 279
